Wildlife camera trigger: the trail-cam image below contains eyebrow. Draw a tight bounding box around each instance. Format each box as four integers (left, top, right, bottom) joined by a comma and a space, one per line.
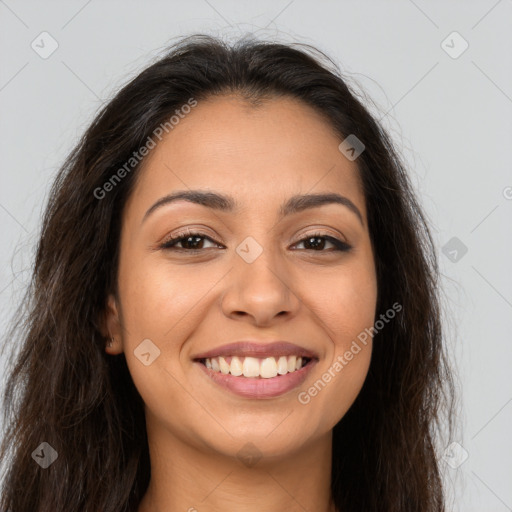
142, 190, 364, 226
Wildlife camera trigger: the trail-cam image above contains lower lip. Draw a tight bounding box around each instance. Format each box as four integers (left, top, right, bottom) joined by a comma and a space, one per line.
194, 359, 317, 399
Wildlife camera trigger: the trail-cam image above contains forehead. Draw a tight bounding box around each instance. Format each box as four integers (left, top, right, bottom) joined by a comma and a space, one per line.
127, 94, 366, 221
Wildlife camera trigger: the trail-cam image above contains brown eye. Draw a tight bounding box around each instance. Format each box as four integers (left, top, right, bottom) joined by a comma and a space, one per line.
160, 232, 221, 251
160, 230, 351, 254
292, 233, 352, 252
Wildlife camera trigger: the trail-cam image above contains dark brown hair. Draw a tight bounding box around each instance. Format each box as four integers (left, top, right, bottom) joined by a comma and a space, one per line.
0, 34, 455, 511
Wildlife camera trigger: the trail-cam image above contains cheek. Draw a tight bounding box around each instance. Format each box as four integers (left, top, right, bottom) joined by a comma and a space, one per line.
299, 260, 376, 419
312, 341, 372, 429
119, 259, 209, 339
117, 264, 204, 419
115, 258, 198, 382
313, 258, 377, 347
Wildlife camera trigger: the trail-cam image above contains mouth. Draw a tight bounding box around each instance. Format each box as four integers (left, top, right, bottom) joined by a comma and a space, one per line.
193, 352, 318, 399
191, 340, 320, 398
196, 354, 314, 378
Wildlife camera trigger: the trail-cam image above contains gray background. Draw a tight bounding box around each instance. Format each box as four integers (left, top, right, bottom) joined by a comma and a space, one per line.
1, 0, 511, 509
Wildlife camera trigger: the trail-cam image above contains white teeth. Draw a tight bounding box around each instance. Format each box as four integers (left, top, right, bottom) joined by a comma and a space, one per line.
230, 356, 243, 376
260, 357, 278, 378
203, 355, 309, 378
219, 356, 230, 374
242, 357, 260, 377
277, 356, 288, 375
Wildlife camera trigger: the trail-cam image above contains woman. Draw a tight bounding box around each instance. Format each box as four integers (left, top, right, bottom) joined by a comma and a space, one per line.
0, 34, 455, 511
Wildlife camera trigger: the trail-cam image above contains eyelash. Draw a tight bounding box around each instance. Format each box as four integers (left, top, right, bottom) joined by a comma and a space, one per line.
159, 230, 352, 254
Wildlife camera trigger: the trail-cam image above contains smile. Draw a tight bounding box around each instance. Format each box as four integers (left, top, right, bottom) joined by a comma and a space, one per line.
194, 356, 317, 399
202, 355, 310, 378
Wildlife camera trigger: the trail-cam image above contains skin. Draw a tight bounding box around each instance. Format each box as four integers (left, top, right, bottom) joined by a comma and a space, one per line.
103, 94, 378, 512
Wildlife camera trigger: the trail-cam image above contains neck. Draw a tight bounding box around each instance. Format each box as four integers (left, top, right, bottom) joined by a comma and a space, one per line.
138, 416, 336, 512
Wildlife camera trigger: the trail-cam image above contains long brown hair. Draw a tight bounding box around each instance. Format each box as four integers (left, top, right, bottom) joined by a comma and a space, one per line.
0, 34, 455, 511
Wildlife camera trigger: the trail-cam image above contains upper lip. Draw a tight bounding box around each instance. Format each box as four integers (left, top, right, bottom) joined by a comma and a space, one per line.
192, 341, 319, 360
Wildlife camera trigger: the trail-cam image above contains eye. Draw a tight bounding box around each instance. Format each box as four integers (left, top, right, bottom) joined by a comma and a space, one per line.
292, 232, 352, 252
159, 230, 352, 253
160, 230, 222, 251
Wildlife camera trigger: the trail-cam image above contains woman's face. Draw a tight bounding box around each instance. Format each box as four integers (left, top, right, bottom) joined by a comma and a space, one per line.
105, 94, 378, 459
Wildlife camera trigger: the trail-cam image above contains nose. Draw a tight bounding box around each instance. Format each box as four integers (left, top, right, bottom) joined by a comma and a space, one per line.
220, 245, 301, 327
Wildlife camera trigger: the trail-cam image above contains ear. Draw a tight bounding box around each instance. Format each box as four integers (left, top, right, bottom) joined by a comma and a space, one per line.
100, 293, 124, 355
